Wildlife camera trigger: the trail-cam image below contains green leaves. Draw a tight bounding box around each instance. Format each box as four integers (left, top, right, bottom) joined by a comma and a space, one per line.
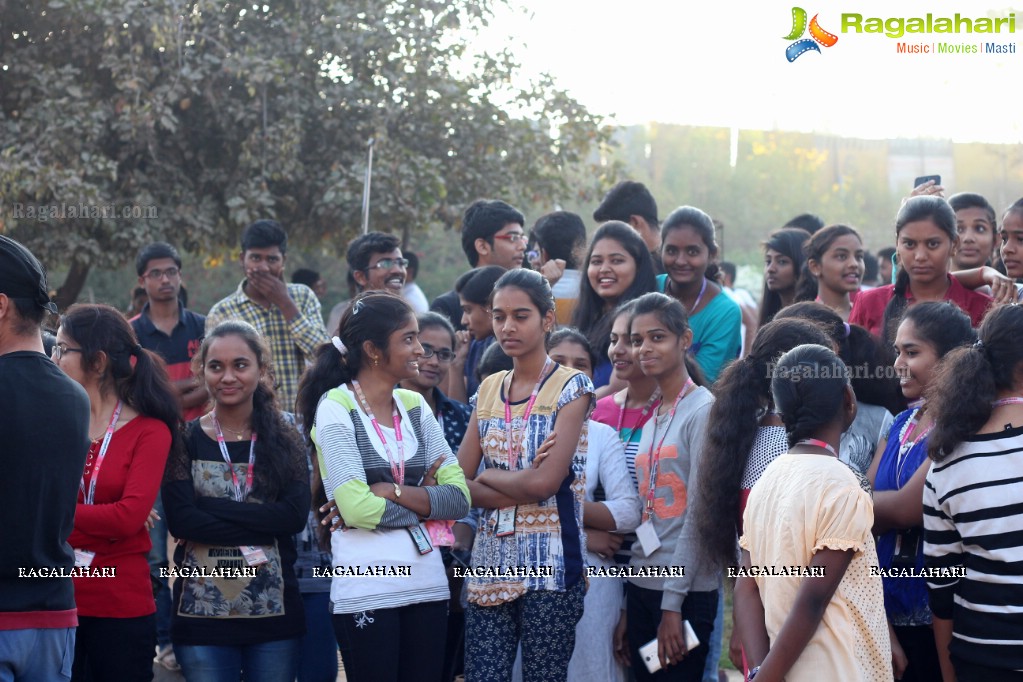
0, 0, 613, 304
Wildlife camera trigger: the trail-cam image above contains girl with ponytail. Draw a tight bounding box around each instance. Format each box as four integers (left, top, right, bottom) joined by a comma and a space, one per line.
53, 304, 181, 680
655, 206, 741, 383
863, 301, 974, 682
734, 344, 892, 682
667, 318, 831, 678
297, 291, 469, 682
923, 304, 1023, 680
161, 320, 310, 681
794, 224, 865, 320
850, 196, 992, 344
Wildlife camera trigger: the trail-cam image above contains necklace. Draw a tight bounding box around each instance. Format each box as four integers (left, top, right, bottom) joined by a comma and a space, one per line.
210, 415, 250, 440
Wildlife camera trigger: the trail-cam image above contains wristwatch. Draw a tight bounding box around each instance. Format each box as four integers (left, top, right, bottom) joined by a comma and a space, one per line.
393, 482, 402, 498
747, 665, 760, 680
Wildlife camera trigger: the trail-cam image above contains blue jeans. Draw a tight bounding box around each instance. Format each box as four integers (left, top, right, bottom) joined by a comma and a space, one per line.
702, 585, 724, 682
297, 592, 337, 682
175, 638, 300, 682
0, 628, 74, 682
147, 492, 172, 648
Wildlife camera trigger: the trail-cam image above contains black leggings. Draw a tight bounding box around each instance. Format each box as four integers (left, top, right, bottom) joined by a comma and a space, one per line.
892, 625, 940, 682
333, 600, 448, 682
71, 614, 156, 682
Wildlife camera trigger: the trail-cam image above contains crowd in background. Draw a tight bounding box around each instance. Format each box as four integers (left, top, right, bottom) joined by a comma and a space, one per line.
3, 177, 1023, 682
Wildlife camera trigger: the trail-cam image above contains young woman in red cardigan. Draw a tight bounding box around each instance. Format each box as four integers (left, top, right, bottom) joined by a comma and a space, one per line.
53, 304, 181, 681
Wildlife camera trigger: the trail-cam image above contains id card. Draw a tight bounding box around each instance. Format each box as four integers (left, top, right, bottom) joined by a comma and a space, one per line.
239, 545, 268, 567
424, 519, 455, 547
407, 523, 434, 555
74, 549, 96, 568
495, 506, 517, 537
635, 520, 661, 557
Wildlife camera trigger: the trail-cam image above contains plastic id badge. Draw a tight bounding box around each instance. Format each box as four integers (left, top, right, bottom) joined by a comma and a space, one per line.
424, 519, 456, 546
408, 523, 434, 555
495, 506, 516, 537
74, 549, 96, 568
239, 545, 269, 567
635, 519, 661, 557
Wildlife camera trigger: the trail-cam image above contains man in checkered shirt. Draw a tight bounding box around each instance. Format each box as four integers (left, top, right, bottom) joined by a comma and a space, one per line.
206, 220, 329, 411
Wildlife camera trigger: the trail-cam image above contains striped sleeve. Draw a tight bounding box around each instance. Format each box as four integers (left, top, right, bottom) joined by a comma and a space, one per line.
313, 400, 418, 530
922, 469, 962, 619
419, 398, 471, 521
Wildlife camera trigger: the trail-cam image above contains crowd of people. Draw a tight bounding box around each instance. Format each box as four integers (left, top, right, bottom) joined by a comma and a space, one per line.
3, 177, 1023, 682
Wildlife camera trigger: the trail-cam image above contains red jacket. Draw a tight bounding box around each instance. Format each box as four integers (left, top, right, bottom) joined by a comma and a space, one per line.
69, 415, 170, 618
849, 277, 992, 338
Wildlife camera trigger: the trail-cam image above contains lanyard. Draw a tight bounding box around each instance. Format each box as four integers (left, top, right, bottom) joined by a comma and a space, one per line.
615, 388, 661, 443
210, 411, 257, 502
644, 378, 694, 520
351, 380, 405, 485
80, 401, 123, 505
796, 438, 838, 458
504, 357, 553, 471
895, 407, 932, 487
671, 277, 707, 313
992, 397, 1023, 407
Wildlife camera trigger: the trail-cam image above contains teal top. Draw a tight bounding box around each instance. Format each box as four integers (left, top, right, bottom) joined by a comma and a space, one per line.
656, 274, 742, 383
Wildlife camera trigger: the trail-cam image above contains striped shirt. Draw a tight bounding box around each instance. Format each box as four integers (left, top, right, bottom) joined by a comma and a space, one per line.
923, 425, 1023, 672
206, 281, 329, 411
312, 386, 470, 613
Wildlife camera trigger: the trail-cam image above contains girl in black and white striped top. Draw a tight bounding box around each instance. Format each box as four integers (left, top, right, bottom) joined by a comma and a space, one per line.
924, 303, 1023, 680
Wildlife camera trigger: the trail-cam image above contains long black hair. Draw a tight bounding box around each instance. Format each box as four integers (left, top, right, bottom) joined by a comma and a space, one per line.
774, 301, 903, 414
880, 196, 958, 346
572, 221, 657, 358
759, 227, 811, 325
794, 224, 862, 303
194, 320, 306, 500
60, 304, 183, 468
693, 317, 832, 569
928, 304, 1023, 460
296, 291, 415, 442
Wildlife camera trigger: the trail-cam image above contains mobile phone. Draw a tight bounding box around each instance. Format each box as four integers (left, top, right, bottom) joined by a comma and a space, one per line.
913, 174, 941, 189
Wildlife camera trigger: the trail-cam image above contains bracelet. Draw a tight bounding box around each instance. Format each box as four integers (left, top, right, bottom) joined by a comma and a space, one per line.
747, 665, 760, 681
393, 482, 402, 499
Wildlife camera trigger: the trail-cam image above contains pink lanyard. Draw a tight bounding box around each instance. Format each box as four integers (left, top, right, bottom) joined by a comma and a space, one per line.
895, 407, 932, 486
644, 378, 694, 520
796, 438, 838, 457
352, 380, 405, 484
210, 411, 257, 502
503, 357, 553, 471
993, 397, 1023, 407
615, 388, 661, 442
80, 401, 123, 505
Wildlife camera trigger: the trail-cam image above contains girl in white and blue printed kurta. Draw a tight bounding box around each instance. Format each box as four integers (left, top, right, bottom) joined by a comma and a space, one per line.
297, 291, 470, 682
458, 269, 594, 682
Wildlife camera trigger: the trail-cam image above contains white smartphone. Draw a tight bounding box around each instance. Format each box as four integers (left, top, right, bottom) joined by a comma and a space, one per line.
639, 621, 700, 673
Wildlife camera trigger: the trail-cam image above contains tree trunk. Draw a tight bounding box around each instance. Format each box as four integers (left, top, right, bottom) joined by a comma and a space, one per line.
53, 260, 92, 311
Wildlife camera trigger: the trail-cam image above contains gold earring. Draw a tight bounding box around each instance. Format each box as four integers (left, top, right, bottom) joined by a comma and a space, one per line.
373, 357, 379, 367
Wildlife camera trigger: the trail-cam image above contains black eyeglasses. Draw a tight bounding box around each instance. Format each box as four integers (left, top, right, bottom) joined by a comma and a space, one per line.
365, 258, 409, 271
143, 266, 180, 280
421, 344, 455, 363
51, 343, 83, 360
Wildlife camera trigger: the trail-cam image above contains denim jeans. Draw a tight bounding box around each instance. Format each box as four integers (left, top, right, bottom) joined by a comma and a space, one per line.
175, 637, 300, 682
147, 492, 172, 648
0, 628, 74, 682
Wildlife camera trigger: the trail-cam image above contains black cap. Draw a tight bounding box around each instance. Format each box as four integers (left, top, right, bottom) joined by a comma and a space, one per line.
0, 235, 59, 314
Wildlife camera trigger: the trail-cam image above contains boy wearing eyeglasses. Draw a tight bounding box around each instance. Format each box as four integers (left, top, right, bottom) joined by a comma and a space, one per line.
131, 241, 207, 421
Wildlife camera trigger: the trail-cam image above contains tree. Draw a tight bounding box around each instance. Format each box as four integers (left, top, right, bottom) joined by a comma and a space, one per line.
0, 0, 617, 306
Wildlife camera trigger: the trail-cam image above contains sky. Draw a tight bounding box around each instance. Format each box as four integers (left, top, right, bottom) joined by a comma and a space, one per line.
472, 0, 1023, 143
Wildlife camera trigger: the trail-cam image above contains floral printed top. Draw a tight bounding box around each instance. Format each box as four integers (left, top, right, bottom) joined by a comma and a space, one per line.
467, 364, 593, 606
162, 419, 310, 646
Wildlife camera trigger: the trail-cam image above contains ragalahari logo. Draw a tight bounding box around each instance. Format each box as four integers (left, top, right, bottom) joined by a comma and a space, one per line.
784, 7, 839, 61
